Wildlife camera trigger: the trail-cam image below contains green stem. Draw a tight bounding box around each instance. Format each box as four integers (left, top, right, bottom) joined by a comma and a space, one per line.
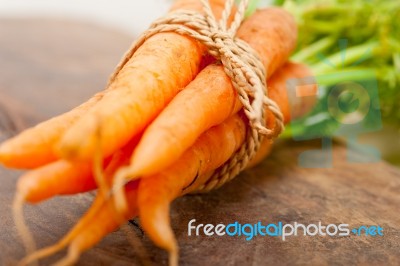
291, 37, 335, 63
315, 68, 377, 87
311, 41, 379, 75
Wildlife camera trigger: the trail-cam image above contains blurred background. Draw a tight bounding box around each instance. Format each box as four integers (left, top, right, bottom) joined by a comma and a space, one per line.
0, 0, 170, 36
0, 1, 177, 126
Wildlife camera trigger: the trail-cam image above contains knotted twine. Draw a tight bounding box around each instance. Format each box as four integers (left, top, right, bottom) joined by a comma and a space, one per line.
108, 0, 284, 193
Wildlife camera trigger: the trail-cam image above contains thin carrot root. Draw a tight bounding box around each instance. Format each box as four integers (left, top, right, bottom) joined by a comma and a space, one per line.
14, 147, 105, 266
12, 193, 37, 266
18, 242, 68, 266
14, 132, 140, 263
15, 133, 138, 265
53, 248, 79, 266
18, 133, 139, 265
53, 183, 139, 266
18, 194, 106, 266
20, 183, 138, 266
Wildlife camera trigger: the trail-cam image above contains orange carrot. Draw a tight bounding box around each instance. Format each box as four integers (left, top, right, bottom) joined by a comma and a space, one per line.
135, 62, 317, 263
0, 91, 104, 169
57, 0, 230, 161
12, 134, 139, 263
55, 182, 138, 266
138, 174, 185, 266
120, 8, 298, 178
16, 132, 140, 205
115, 62, 317, 210
19, 182, 139, 266
15, 133, 139, 265
17, 160, 95, 204
136, 114, 246, 265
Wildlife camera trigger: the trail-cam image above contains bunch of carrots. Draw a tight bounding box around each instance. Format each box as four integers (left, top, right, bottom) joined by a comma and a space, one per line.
0, 0, 317, 265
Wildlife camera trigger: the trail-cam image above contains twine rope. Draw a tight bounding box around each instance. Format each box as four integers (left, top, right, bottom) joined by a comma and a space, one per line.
108, 0, 284, 192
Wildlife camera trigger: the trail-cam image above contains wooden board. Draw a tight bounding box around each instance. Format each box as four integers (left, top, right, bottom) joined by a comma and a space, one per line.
0, 18, 399, 266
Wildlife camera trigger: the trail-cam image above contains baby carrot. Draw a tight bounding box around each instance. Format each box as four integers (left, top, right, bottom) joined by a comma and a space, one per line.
119, 8, 298, 178
17, 160, 95, 204
15, 132, 140, 207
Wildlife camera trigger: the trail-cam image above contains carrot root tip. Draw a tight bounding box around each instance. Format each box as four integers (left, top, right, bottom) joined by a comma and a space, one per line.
19, 242, 65, 266
169, 248, 179, 266
18, 212, 77, 265
13, 192, 38, 266
112, 168, 135, 214
53, 246, 79, 266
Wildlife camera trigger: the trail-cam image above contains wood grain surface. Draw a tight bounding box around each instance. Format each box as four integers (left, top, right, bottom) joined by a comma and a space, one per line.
0, 18, 399, 266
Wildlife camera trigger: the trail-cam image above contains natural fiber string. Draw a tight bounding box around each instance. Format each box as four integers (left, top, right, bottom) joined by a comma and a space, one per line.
108, 0, 284, 192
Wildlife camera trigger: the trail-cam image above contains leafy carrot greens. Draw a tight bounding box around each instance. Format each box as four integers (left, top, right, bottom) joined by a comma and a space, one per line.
247, 0, 400, 136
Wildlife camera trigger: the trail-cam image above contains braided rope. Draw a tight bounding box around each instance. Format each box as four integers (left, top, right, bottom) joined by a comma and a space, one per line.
108, 0, 284, 192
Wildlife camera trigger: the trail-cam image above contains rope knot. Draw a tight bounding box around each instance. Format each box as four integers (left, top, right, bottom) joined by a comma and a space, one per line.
209, 30, 233, 43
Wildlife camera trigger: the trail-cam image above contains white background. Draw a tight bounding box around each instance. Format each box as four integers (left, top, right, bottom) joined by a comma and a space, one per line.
0, 0, 172, 35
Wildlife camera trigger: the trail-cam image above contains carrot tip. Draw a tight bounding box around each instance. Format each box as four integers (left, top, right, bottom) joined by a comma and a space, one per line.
0, 144, 12, 165
113, 167, 135, 214
168, 247, 179, 266
19, 243, 64, 266
53, 246, 79, 266
114, 186, 128, 215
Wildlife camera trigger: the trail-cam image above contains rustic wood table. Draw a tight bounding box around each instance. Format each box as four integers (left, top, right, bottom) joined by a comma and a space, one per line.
0, 19, 399, 266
